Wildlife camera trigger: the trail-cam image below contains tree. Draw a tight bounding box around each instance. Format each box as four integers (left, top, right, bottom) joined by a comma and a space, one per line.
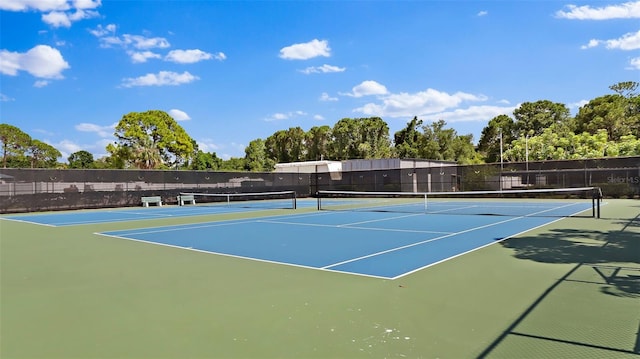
68, 150, 95, 169
412, 120, 478, 163
331, 118, 359, 160
132, 136, 162, 170
190, 150, 222, 171
0, 123, 31, 168
26, 139, 61, 168
513, 100, 572, 136
108, 110, 195, 169
306, 125, 332, 161
265, 127, 307, 163
105, 143, 130, 169
476, 114, 515, 163
394, 116, 423, 159
245, 138, 275, 171
609, 81, 638, 98
219, 157, 246, 171
359, 117, 392, 159
331, 117, 392, 160
574, 95, 633, 141
451, 134, 482, 164
606, 135, 640, 157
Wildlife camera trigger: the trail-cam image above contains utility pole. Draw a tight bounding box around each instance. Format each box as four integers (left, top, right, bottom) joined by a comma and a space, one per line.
499, 128, 503, 191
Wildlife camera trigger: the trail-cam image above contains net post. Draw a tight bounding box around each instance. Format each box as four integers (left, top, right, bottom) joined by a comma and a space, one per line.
597, 187, 602, 219
292, 191, 297, 210
317, 192, 321, 211
591, 187, 602, 219
423, 193, 428, 213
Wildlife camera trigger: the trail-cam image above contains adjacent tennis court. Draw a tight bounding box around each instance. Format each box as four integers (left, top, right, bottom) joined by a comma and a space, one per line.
1, 191, 303, 226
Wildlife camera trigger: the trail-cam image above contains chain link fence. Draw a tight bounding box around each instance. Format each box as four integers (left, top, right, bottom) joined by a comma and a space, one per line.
1, 157, 638, 213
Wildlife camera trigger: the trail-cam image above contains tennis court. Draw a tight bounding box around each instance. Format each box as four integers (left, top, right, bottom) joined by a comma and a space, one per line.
1, 191, 304, 226
1, 190, 638, 358
97, 201, 595, 279
5, 190, 598, 279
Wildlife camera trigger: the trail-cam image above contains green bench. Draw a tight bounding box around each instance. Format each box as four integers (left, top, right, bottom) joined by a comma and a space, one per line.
141, 196, 163, 207
178, 194, 196, 206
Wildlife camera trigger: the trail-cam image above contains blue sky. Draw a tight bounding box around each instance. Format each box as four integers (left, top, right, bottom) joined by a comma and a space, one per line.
1, 1, 639, 161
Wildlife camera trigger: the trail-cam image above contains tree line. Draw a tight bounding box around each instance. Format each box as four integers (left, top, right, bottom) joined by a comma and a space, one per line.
1, 81, 639, 171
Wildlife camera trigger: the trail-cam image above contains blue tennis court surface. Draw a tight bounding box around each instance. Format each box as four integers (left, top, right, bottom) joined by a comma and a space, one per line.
97, 206, 593, 279
0, 199, 318, 226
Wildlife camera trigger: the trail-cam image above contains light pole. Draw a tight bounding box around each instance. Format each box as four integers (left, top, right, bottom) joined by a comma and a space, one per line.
499, 128, 503, 191
525, 133, 529, 185
525, 133, 529, 171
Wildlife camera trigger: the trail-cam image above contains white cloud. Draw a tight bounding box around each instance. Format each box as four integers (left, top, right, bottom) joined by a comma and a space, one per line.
319, 92, 338, 101
477, 10, 488, 16
42, 7, 99, 27
268, 113, 289, 121
89, 23, 116, 37
0, 0, 101, 27
91, 26, 170, 50
165, 49, 213, 64
605, 30, 640, 50
342, 80, 389, 98
581, 39, 601, 49
75, 122, 115, 137
313, 114, 324, 121
52, 139, 82, 159
279, 39, 330, 60
556, 1, 640, 20
0, 45, 70, 79
299, 64, 346, 74
120, 71, 199, 87
353, 87, 488, 118
122, 34, 170, 49
0, 93, 15, 101
168, 109, 191, 121
568, 100, 590, 110
74, 0, 102, 10
128, 51, 161, 63
421, 105, 517, 124
582, 30, 640, 50
0, 0, 70, 11
33, 80, 49, 87
89, 25, 225, 64
196, 138, 220, 153
264, 111, 306, 122
629, 56, 640, 69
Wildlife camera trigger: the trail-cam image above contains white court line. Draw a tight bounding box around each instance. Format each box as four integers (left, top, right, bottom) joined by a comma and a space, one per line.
392, 215, 574, 280
94, 201, 600, 280
98, 210, 333, 236
258, 219, 452, 235
96, 232, 393, 280
0, 217, 57, 227
322, 201, 585, 271
336, 212, 424, 227
103, 219, 254, 236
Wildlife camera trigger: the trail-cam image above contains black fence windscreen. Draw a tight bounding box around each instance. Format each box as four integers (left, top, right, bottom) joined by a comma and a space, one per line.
1, 156, 638, 213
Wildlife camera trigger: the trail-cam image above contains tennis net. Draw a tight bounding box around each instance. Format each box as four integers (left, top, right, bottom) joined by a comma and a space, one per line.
317, 187, 602, 218
179, 191, 297, 210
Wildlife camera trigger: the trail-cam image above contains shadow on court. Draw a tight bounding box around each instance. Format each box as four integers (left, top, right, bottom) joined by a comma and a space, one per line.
477, 214, 640, 358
